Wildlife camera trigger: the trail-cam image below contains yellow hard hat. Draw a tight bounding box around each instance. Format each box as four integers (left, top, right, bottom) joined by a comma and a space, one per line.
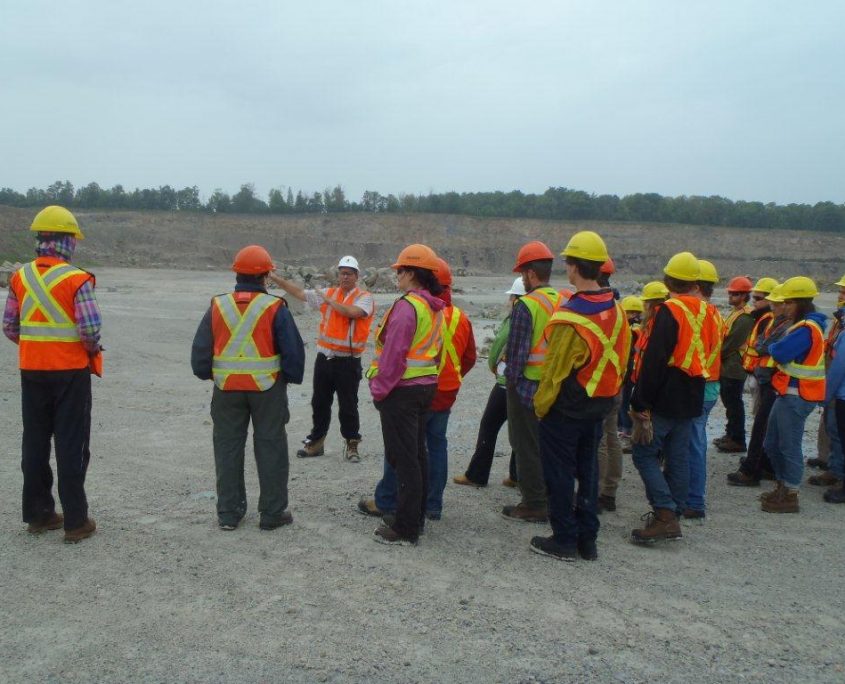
834, 274, 845, 288
663, 251, 700, 282
765, 284, 784, 303
641, 281, 670, 301
697, 259, 719, 284
779, 276, 818, 300
30, 205, 84, 240
752, 277, 779, 294
621, 295, 644, 313
561, 230, 609, 263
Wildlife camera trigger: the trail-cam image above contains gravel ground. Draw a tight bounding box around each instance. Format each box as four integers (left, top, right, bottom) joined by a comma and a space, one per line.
1, 268, 843, 683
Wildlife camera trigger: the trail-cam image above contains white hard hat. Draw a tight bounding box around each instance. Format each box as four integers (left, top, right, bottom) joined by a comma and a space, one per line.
337, 255, 359, 271
506, 276, 526, 296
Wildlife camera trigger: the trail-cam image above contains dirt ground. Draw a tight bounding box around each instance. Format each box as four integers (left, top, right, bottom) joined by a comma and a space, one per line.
1, 268, 844, 683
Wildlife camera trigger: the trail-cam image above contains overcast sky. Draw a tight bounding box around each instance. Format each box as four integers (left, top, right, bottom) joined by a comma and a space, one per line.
1, 1, 842, 205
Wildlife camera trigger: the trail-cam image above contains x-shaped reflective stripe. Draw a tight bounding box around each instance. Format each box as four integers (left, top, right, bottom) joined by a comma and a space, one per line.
215, 294, 276, 360
19, 263, 79, 326
667, 300, 709, 378
438, 309, 462, 373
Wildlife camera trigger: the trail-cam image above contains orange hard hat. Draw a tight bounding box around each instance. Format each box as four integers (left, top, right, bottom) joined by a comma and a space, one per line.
600, 257, 615, 275
513, 241, 554, 272
392, 243, 439, 272
727, 276, 754, 293
434, 257, 452, 286
232, 245, 275, 275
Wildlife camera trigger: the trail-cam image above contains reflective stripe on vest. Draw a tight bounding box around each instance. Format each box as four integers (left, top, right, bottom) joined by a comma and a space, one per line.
772, 319, 825, 401
212, 293, 281, 391
742, 311, 774, 372
18, 262, 83, 342
316, 286, 372, 354
546, 301, 630, 397
438, 307, 462, 378
366, 293, 443, 380
664, 297, 709, 379
521, 287, 562, 380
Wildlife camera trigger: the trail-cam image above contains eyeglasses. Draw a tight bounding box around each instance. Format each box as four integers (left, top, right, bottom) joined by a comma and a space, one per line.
752, 295, 766, 301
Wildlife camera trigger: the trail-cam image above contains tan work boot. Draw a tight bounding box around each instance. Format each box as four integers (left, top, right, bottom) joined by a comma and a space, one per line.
344, 439, 361, 463
760, 481, 785, 503
453, 474, 484, 488
501, 477, 517, 488
807, 471, 842, 487
296, 436, 325, 458
630, 508, 682, 544
27, 512, 64, 534
762, 488, 799, 513
64, 518, 96, 544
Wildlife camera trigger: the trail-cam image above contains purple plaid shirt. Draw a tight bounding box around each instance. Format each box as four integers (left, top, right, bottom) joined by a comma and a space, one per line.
504, 299, 538, 408
3, 236, 101, 353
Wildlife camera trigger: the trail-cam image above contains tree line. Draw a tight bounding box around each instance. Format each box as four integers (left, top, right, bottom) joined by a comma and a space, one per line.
1, 181, 843, 233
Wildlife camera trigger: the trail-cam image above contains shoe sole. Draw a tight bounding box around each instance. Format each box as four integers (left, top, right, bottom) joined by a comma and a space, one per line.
259, 520, 293, 530
760, 506, 799, 513
629, 534, 682, 545
27, 522, 64, 534
529, 543, 577, 562
296, 450, 324, 458
372, 530, 416, 546
356, 504, 385, 518
64, 531, 96, 544
501, 511, 548, 523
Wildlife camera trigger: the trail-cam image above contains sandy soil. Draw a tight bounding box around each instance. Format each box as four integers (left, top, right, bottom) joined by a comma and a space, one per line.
1, 268, 844, 683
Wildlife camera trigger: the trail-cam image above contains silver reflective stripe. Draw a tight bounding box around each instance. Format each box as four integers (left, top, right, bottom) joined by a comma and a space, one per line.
406, 358, 437, 368
226, 296, 277, 356
780, 362, 825, 379
21, 263, 70, 324
254, 373, 276, 391
213, 355, 281, 372
215, 294, 241, 330
20, 323, 80, 340
42, 263, 78, 287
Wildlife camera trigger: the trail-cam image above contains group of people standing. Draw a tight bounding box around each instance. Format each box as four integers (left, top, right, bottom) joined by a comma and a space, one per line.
5, 205, 842, 556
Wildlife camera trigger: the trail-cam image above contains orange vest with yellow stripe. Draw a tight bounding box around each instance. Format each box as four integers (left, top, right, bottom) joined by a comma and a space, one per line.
771, 319, 825, 401
742, 311, 774, 372
631, 307, 659, 384
520, 286, 563, 380
211, 291, 283, 391
317, 286, 373, 355
662, 295, 709, 379
437, 305, 472, 392
10, 257, 94, 371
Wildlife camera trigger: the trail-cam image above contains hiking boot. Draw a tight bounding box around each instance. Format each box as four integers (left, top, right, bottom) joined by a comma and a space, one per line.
823, 487, 845, 504
530, 536, 578, 561
296, 436, 325, 458
713, 435, 730, 447
344, 439, 361, 463
577, 538, 598, 561
356, 497, 385, 517
64, 518, 96, 544
716, 438, 747, 453
597, 495, 616, 513
453, 474, 485, 488
501, 477, 517, 488
682, 508, 706, 521
501, 503, 548, 523
807, 471, 842, 487
760, 481, 785, 503
259, 511, 293, 530
382, 514, 425, 535
218, 520, 239, 531
806, 457, 829, 470
727, 470, 760, 487
373, 524, 417, 546
761, 488, 799, 513
27, 512, 64, 534
630, 509, 682, 545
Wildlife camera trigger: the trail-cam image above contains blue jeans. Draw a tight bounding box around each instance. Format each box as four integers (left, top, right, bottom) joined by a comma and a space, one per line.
632, 413, 692, 514
538, 414, 602, 548
764, 395, 816, 488
374, 410, 450, 517
687, 399, 716, 512
826, 402, 844, 479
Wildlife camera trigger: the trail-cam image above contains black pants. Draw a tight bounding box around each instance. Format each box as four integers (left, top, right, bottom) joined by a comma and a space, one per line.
720, 376, 747, 444
464, 385, 517, 485
21, 369, 92, 530
375, 384, 436, 540
308, 353, 362, 442
741, 381, 776, 478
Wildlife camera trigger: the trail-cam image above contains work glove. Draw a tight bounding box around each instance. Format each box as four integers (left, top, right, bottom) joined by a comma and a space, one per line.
629, 410, 653, 445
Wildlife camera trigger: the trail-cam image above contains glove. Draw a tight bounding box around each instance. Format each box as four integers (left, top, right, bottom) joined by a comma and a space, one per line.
629, 410, 653, 445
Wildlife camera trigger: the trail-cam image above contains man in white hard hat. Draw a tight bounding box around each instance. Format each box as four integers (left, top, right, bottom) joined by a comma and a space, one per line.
270, 256, 375, 461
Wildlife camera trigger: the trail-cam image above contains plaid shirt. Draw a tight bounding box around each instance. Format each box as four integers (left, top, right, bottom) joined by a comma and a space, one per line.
504, 299, 538, 408
3, 236, 101, 353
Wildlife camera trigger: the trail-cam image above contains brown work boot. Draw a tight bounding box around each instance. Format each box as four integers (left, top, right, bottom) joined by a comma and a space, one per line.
760, 481, 785, 503
717, 438, 747, 453
807, 471, 841, 487
296, 436, 325, 458
27, 512, 64, 534
344, 439, 361, 463
64, 518, 96, 544
761, 488, 799, 513
356, 497, 384, 517
453, 474, 484, 488
630, 508, 682, 545
501, 503, 548, 523
501, 477, 517, 488
727, 470, 760, 487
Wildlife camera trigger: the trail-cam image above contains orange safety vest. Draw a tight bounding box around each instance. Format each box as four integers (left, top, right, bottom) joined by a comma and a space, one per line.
317, 286, 373, 355
545, 300, 631, 397
631, 306, 660, 384
366, 293, 443, 381
771, 319, 825, 401
663, 295, 709, 379
521, 286, 563, 380
742, 311, 774, 372
10, 257, 95, 371
211, 291, 283, 391
826, 316, 843, 364
437, 305, 472, 392
703, 303, 724, 380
